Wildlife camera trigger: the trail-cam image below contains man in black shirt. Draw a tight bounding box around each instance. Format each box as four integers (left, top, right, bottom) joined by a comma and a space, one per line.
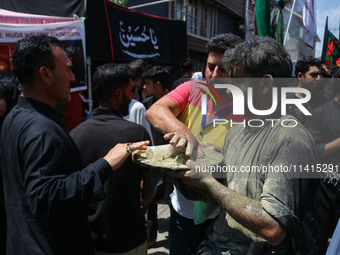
295, 56, 328, 109
70, 63, 155, 254
0, 80, 19, 255
306, 70, 340, 254
0, 35, 148, 255
286, 56, 328, 125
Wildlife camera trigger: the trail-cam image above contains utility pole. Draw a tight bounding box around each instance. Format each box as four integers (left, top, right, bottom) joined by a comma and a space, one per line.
244, 0, 249, 40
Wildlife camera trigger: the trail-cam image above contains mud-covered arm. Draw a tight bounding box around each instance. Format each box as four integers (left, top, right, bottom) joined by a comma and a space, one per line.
146, 98, 189, 141
183, 174, 286, 245
146, 97, 192, 155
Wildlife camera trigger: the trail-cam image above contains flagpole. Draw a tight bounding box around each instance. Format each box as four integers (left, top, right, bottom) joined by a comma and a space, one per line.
321, 17, 329, 64
245, 0, 250, 40
283, 0, 297, 47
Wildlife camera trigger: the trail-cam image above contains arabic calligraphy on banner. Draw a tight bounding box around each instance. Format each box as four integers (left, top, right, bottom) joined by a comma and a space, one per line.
118, 20, 160, 59
96, 0, 187, 64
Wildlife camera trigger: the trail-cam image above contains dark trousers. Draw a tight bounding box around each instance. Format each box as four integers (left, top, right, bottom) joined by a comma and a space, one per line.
147, 203, 158, 241
169, 206, 214, 255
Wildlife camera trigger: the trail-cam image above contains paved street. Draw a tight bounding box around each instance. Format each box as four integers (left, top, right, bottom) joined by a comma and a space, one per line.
147, 204, 170, 255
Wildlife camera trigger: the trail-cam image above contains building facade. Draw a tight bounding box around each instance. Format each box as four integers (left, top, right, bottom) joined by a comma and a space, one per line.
127, 0, 245, 72
127, 0, 320, 71
282, 0, 319, 64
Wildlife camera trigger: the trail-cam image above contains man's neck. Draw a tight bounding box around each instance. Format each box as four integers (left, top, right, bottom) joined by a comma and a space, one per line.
295, 92, 304, 99
295, 82, 304, 98
183, 71, 193, 78
22, 90, 56, 108
154, 89, 166, 100
99, 104, 120, 111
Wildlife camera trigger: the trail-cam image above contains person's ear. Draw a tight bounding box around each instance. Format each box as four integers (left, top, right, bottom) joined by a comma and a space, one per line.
109, 88, 122, 107
39, 66, 52, 84
297, 72, 303, 79
260, 74, 273, 95
115, 88, 123, 100
155, 81, 161, 89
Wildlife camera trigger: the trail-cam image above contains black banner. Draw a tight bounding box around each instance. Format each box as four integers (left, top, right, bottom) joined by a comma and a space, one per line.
0, 0, 84, 17
86, 0, 187, 64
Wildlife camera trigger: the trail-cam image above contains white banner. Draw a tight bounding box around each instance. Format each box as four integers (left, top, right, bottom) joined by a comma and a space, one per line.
0, 20, 86, 91
297, 0, 317, 49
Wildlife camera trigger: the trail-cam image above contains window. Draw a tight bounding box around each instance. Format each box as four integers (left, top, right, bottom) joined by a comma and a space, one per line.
176, 0, 184, 20
203, 3, 213, 38
175, 0, 215, 38
187, 0, 198, 34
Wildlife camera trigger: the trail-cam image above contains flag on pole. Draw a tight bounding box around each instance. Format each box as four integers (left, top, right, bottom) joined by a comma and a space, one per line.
321, 17, 340, 66
297, 0, 317, 48
321, 16, 329, 64
271, 0, 284, 45
254, 0, 271, 37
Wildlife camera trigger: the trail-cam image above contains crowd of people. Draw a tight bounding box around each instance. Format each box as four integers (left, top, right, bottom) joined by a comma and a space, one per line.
0, 33, 339, 255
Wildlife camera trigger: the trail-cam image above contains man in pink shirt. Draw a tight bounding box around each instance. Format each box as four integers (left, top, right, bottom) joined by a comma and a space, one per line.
146, 33, 243, 255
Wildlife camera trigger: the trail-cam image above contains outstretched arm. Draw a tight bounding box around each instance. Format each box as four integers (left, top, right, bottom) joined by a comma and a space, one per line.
183, 173, 286, 246
104, 141, 150, 170
146, 97, 191, 153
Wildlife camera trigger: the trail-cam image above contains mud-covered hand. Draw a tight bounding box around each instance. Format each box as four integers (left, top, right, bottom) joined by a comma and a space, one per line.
164, 131, 202, 158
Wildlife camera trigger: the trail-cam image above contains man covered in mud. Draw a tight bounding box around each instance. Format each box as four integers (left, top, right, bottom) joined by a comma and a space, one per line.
182, 37, 318, 255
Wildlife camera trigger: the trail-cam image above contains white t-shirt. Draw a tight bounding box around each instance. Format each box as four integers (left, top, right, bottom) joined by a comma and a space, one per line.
124, 99, 154, 145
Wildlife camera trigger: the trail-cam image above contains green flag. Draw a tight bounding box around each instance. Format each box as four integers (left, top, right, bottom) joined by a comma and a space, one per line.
255, 0, 271, 37
270, 2, 284, 45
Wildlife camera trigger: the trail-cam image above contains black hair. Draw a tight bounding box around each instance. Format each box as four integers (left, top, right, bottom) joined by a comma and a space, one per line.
93, 63, 132, 105
142, 66, 169, 90
206, 33, 244, 54
12, 35, 64, 84
222, 36, 292, 78
294, 56, 321, 77
0, 80, 19, 116
129, 59, 150, 79
178, 58, 193, 73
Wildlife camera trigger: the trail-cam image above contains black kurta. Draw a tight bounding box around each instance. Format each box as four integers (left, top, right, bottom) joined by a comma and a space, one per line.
0, 97, 112, 255
307, 99, 340, 239
70, 108, 150, 253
